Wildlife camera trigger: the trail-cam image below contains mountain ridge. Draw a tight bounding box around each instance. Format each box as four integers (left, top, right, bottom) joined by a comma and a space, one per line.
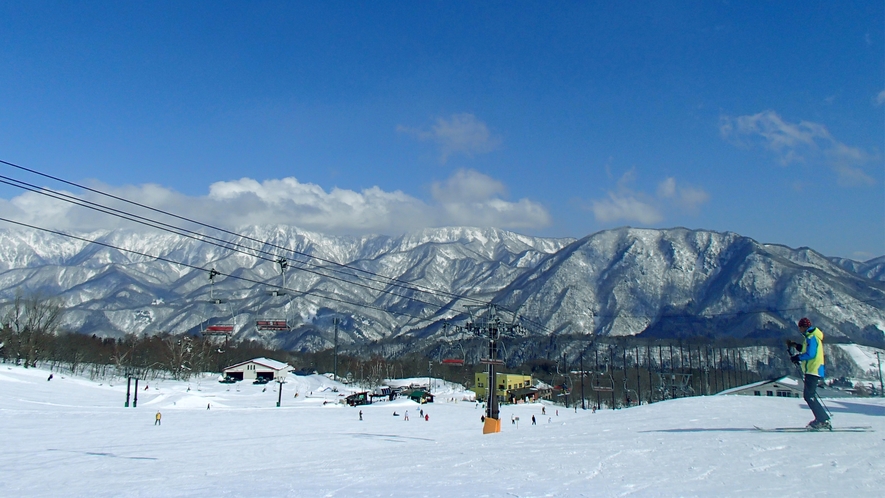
0, 225, 882, 354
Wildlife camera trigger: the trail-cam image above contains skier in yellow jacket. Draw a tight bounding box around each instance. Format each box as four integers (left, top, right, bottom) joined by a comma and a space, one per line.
788, 318, 830, 430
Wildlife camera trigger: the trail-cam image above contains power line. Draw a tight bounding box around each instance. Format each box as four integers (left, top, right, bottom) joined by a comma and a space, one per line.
1, 211, 880, 332
0, 159, 881, 334
0, 216, 430, 321
0, 169, 482, 317
0, 158, 494, 308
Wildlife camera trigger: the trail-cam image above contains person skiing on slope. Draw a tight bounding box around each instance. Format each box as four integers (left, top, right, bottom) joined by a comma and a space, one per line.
788, 317, 830, 430
155, 411, 162, 426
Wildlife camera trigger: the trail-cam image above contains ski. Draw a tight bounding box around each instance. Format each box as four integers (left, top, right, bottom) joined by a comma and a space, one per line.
754, 425, 873, 433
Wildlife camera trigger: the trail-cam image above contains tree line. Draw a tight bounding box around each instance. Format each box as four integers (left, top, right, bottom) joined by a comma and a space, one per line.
0, 292, 464, 385
2, 293, 878, 405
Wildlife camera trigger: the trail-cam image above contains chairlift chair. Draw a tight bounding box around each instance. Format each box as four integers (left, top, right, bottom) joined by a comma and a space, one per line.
256, 258, 292, 332
439, 335, 467, 366
202, 269, 237, 339
256, 319, 290, 331
204, 324, 234, 335
590, 372, 615, 392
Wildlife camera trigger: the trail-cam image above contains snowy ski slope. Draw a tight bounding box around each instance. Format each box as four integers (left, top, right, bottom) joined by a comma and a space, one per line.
1, 365, 883, 497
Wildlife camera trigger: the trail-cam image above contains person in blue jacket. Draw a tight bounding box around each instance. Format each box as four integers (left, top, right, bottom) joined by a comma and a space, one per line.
788, 317, 830, 430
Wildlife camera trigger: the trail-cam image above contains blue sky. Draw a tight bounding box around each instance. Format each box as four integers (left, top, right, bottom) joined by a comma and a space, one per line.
0, 2, 882, 259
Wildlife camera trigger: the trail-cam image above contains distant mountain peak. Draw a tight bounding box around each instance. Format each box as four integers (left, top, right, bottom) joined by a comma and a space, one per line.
0, 225, 882, 353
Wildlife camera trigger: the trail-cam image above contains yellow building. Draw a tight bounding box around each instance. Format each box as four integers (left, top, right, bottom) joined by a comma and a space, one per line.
474, 372, 533, 402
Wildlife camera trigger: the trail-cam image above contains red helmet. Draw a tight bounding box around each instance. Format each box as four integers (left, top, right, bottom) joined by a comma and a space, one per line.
798, 317, 812, 328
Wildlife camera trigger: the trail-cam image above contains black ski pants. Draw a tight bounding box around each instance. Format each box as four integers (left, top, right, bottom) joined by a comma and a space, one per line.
803, 374, 828, 423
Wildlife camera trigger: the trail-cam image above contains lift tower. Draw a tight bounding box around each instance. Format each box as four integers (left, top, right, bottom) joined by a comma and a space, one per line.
454, 304, 523, 434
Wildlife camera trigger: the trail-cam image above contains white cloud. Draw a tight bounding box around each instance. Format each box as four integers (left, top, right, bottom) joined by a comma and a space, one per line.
830, 164, 875, 187
674, 185, 710, 211
430, 169, 506, 202
720, 110, 823, 162
656, 177, 677, 199
588, 172, 708, 225
0, 171, 549, 235
591, 192, 663, 225
430, 169, 550, 228
875, 89, 885, 106
720, 110, 877, 186
824, 143, 876, 187
398, 113, 501, 163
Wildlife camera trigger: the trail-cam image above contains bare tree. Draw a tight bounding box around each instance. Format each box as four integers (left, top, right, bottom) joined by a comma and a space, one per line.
162, 333, 195, 380
366, 356, 387, 389
1, 291, 63, 367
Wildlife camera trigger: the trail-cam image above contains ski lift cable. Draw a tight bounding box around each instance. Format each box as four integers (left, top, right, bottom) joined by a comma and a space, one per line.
0, 216, 429, 321
0, 161, 562, 333
0, 167, 404, 291
0, 176, 259, 255
1, 160, 881, 327
0, 177, 454, 314
0, 159, 494, 307
0, 174, 443, 303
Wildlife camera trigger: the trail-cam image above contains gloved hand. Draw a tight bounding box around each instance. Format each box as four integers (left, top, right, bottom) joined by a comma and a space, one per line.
790, 354, 800, 364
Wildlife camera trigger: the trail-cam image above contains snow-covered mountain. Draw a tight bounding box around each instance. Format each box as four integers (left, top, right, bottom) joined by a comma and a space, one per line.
830, 255, 885, 281
0, 225, 883, 354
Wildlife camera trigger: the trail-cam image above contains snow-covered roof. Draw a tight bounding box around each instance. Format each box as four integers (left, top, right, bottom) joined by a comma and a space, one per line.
718, 376, 799, 395
224, 357, 291, 371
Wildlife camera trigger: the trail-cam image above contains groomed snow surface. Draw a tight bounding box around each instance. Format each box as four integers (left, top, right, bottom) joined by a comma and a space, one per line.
2, 366, 884, 497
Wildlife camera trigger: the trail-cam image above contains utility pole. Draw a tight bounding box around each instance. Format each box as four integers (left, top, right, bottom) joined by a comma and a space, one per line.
580, 351, 585, 410
333, 317, 339, 382
647, 344, 654, 403
636, 345, 642, 406
877, 352, 884, 397
609, 345, 615, 409
622, 342, 628, 407
562, 352, 568, 409
595, 347, 600, 410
